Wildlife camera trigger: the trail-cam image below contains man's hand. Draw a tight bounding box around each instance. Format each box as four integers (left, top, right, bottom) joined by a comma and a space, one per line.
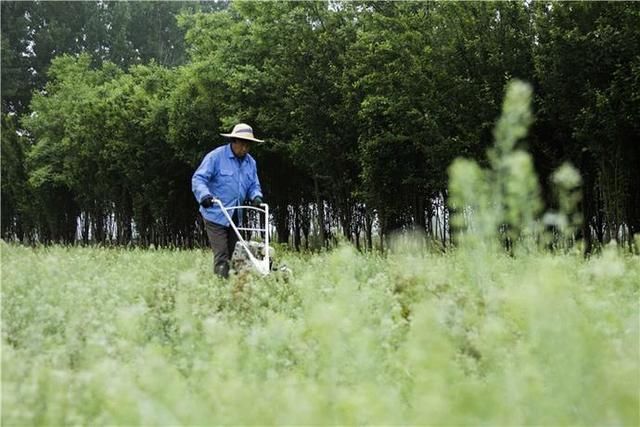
252, 196, 263, 207
200, 195, 217, 208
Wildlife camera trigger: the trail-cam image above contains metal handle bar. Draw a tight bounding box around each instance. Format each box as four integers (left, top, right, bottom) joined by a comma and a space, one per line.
215, 203, 268, 233
220, 205, 267, 215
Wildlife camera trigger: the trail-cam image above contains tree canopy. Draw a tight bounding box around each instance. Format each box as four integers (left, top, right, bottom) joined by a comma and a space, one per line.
2, 0, 639, 251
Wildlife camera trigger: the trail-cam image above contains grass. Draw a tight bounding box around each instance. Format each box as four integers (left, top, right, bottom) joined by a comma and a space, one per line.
2, 240, 638, 425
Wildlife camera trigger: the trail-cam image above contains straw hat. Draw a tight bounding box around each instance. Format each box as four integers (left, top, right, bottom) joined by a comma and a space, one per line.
220, 123, 264, 143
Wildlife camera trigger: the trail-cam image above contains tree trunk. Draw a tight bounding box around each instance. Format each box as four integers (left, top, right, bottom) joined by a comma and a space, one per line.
314, 176, 326, 248
293, 205, 302, 251
364, 208, 373, 251
274, 203, 290, 244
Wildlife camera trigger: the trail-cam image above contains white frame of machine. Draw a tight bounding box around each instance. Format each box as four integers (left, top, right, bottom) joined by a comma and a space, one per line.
215, 199, 270, 275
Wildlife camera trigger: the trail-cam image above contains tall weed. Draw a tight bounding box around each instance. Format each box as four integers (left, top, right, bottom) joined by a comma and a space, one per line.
2, 241, 638, 424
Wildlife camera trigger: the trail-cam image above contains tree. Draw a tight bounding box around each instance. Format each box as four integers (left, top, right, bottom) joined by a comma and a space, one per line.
533, 1, 640, 250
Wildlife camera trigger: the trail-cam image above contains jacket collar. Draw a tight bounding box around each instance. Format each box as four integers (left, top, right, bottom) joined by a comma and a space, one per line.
225, 142, 249, 162
225, 143, 235, 159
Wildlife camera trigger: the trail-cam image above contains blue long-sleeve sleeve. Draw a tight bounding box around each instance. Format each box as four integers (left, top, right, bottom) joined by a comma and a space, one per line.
192, 152, 216, 204
247, 163, 263, 202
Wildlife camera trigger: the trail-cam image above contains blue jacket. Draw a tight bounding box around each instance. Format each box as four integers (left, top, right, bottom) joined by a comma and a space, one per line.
192, 143, 263, 226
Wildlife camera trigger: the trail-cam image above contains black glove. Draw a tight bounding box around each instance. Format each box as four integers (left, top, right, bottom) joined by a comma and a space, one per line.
252, 196, 263, 207
200, 195, 216, 208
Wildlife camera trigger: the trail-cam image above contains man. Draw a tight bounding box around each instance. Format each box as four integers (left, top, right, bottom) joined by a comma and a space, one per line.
192, 123, 264, 278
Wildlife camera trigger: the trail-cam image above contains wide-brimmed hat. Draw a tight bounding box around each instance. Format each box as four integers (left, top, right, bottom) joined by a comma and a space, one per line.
220, 123, 264, 143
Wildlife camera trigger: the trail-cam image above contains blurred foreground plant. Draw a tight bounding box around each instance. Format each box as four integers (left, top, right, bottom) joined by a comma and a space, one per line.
449, 80, 583, 253
2, 242, 638, 425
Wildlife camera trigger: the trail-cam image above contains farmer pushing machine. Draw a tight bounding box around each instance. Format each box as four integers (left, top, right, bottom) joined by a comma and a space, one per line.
192, 123, 273, 278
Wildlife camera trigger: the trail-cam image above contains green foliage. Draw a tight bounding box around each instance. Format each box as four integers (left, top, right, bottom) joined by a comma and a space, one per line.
3, 1, 640, 248
449, 80, 543, 249
20, 53, 202, 244
533, 1, 640, 248
544, 163, 583, 241
448, 158, 492, 244
1, 114, 30, 238
2, 241, 638, 424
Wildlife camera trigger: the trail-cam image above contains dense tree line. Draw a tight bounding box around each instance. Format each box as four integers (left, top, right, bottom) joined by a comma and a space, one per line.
2, 1, 639, 251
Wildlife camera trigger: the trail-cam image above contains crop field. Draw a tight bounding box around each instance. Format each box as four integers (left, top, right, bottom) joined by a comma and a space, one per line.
2, 240, 638, 425
3, 3, 640, 425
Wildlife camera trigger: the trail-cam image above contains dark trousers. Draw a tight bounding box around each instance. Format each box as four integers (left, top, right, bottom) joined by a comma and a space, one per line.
203, 218, 239, 278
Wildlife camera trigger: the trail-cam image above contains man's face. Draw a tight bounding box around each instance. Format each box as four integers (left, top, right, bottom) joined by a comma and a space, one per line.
231, 139, 251, 158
